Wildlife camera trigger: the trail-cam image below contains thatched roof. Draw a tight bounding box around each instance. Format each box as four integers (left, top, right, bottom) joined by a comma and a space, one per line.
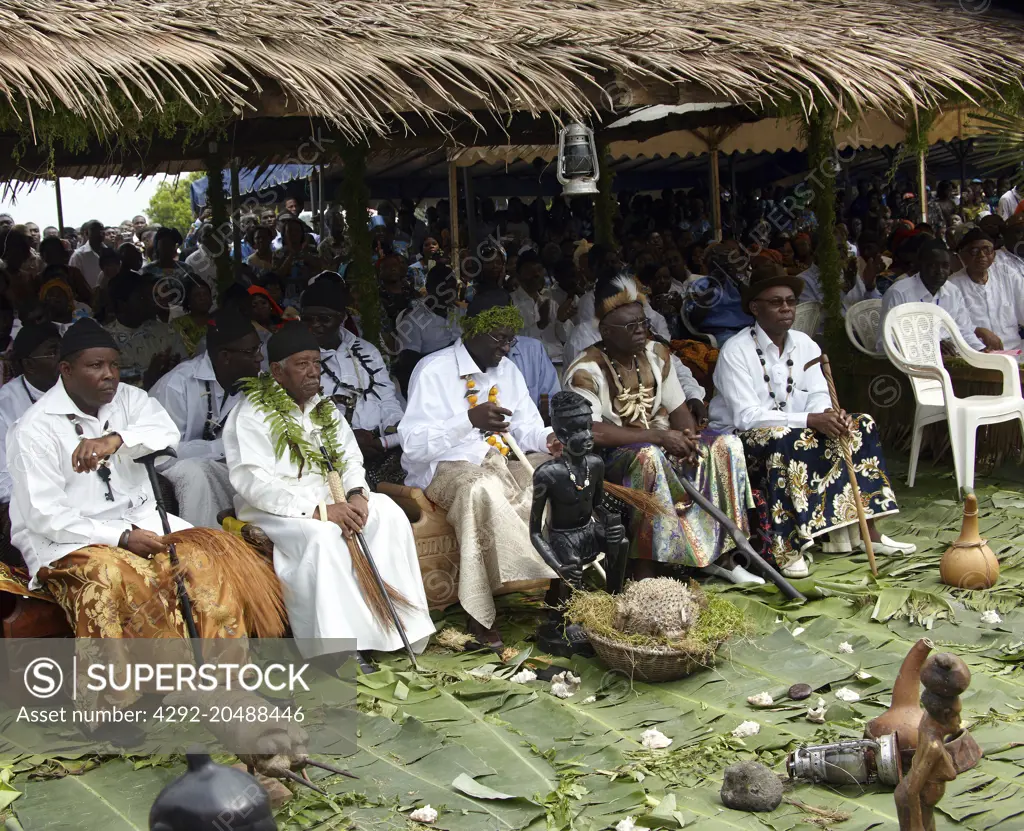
1, 0, 1022, 145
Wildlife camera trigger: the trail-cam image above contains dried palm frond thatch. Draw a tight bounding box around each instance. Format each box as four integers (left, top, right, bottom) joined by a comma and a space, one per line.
0, 0, 1022, 142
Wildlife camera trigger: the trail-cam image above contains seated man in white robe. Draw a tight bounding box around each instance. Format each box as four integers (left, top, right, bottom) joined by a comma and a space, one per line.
150, 309, 265, 528
300, 280, 408, 486
223, 323, 434, 668
0, 322, 61, 564
399, 290, 559, 649
8, 319, 274, 645
877, 239, 985, 353
949, 228, 1024, 354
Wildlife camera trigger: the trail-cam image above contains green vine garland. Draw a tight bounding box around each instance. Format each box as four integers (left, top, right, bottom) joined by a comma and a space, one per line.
460, 305, 525, 339
340, 142, 381, 348
239, 373, 345, 479
804, 108, 844, 354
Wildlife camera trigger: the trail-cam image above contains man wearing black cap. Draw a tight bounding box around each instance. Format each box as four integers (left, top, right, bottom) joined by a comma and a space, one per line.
223, 323, 434, 661
6, 318, 254, 640
300, 280, 407, 486
399, 290, 559, 648
708, 263, 914, 579
949, 228, 1024, 353
0, 322, 61, 564
150, 310, 265, 527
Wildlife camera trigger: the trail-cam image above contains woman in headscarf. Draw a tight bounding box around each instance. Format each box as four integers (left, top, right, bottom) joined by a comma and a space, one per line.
247, 285, 284, 343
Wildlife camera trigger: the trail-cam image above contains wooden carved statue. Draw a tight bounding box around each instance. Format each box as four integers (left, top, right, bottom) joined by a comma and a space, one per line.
894, 652, 972, 831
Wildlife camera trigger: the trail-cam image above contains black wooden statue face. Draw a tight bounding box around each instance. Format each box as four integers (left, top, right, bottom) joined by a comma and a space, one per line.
150, 753, 277, 831
552, 410, 594, 457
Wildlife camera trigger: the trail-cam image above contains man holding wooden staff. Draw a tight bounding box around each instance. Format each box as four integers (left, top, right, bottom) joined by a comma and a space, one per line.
708, 263, 916, 578
223, 323, 434, 667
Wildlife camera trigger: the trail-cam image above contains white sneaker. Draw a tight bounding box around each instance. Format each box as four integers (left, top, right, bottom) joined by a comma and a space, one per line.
700, 563, 766, 586
780, 555, 810, 579
857, 535, 917, 556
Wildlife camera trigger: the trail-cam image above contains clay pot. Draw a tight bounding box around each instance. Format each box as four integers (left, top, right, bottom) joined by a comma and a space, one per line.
940, 494, 999, 590
865, 638, 932, 761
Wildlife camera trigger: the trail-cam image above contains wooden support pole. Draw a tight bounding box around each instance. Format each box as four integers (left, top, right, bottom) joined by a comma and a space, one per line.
918, 150, 928, 224
54, 177, 64, 231
709, 149, 722, 242
230, 160, 242, 271
462, 166, 477, 246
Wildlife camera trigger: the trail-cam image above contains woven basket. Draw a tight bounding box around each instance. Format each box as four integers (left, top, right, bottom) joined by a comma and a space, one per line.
584, 629, 719, 683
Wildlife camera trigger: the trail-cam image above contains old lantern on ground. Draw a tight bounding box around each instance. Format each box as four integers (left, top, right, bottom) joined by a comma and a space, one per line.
556, 124, 600, 196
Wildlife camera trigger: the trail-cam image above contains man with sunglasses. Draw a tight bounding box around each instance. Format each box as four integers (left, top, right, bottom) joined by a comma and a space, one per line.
149, 309, 265, 527
710, 263, 913, 579
300, 279, 407, 486
0, 322, 61, 564
400, 289, 560, 649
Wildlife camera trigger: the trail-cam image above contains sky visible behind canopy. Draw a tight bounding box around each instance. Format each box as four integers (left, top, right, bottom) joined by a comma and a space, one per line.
0, 176, 170, 230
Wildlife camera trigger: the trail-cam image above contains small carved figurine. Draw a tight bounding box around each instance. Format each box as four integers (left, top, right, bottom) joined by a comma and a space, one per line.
150, 751, 277, 831
531, 392, 627, 656
894, 653, 972, 831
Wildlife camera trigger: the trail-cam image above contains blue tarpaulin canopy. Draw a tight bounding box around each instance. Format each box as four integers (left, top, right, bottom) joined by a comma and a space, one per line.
189, 164, 313, 215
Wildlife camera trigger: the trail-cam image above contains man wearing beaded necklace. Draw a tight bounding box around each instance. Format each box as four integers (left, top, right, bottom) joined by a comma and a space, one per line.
7, 318, 260, 642
565, 274, 759, 585
300, 280, 407, 487
399, 290, 560, 649
150, 309, 265, 529
709, 262, 915, 578
223, 323, 434, 664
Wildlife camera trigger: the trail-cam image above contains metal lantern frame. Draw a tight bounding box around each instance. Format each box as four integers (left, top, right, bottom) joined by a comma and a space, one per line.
556, 123, 600, 196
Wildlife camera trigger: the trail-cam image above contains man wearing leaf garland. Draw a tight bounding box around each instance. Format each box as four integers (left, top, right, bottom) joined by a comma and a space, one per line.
399, 291, 559, 649
223, 323, 434, 663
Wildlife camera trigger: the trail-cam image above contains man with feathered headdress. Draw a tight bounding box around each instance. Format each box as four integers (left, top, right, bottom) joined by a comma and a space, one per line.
399, 290, 560, 648
564, 274, 760, 585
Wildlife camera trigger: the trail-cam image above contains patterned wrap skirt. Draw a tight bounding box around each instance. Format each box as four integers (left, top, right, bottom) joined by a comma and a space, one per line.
741, 414, 899, 566
604, 430, 752, 568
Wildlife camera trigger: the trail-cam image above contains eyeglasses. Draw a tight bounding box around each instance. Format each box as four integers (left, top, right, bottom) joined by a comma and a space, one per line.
964, 246, 994, 257
756, 297, 799, 309
25, 351, 59, 361
486, 333, 518, 349
604, 319, 649, 334
222, 346, 264, 358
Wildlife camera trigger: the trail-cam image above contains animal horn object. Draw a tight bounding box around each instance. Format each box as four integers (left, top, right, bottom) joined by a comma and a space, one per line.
939, 494, 999, 590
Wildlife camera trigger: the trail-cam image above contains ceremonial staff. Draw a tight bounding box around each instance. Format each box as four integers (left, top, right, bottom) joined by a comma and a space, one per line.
310, 429, 419, 669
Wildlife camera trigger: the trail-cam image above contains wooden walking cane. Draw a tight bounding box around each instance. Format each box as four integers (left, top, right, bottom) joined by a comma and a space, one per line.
309, 431, 418, 669
804, 355, 878, 576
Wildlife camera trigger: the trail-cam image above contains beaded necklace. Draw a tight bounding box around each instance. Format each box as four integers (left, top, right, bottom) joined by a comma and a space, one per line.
202, 380, 230, 441
564, 456, 590, 491
21, 377, 37, 405
598, 347, 655, 429
66, 414, 115, 501
465, 379, 510, 456
750, 327, 794, 411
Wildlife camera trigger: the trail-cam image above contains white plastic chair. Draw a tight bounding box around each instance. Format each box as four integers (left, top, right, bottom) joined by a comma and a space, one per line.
882, 302, 1024, 495
845, 299, 885, 357
792, 301, 823, 336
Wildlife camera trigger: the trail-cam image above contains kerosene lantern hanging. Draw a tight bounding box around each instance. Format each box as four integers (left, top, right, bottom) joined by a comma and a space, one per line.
556, 123, 600, 196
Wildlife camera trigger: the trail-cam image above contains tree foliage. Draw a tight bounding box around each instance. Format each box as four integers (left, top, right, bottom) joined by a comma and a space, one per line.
145, 172, 203, 234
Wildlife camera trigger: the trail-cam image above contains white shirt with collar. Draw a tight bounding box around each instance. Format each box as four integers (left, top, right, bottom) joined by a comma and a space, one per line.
996, 248, 1024, 280
949, 264, 1024, 352
319, 330, 405, 437
395, 300, 464, 356
149, 352, 239, 461
998, 188, 1021, 220
511, 285, 564, 365
876, 273, 984, 352
8, 379, 185, 586
0, 376, 45, 501
398, 340, 553, 490
709, 323, 832, 432
68, 243, 105, 288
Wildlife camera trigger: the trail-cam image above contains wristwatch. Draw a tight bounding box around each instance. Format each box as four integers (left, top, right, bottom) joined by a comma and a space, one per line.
345, 487, 368, 502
